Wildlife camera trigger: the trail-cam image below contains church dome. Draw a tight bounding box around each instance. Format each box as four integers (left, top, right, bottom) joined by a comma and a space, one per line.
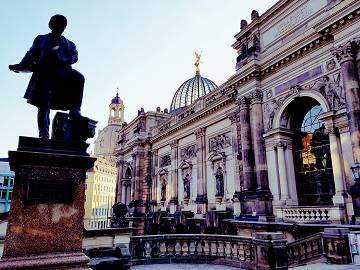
169, 70, 217, 114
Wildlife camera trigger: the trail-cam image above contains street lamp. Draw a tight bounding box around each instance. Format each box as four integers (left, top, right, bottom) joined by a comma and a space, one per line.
350, 159, 360, 186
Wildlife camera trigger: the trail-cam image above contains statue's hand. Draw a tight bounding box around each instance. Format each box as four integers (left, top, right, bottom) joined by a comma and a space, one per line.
9, 64, 21, 73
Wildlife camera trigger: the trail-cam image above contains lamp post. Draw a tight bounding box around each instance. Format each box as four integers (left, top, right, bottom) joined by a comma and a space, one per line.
350, 159, 360, 187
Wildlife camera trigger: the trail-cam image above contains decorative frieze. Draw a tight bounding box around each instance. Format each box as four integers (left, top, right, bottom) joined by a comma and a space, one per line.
181, 145, 197, 160
209, 132, 232, 152
160, 154, 171, 167
264, 71, 345, 131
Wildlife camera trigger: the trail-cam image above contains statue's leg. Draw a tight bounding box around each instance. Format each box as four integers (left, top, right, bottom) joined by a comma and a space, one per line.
65, 68, 85, 119
37, 107, 50, 139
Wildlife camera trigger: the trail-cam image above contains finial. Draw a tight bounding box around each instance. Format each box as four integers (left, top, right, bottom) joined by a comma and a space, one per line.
116, 87, 119, 97
194, 51, 202, 74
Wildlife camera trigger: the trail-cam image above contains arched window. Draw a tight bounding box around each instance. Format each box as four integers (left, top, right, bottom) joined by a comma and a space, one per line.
293, 105, 335, 205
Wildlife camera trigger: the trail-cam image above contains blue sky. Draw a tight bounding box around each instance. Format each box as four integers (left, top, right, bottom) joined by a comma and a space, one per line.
0, 0, 277, 157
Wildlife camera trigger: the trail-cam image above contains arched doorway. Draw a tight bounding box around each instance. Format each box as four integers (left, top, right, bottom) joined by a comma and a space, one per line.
291, 102, 335, 206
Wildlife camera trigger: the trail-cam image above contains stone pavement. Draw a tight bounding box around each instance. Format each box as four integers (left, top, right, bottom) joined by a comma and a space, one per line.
131, 263, 360, 270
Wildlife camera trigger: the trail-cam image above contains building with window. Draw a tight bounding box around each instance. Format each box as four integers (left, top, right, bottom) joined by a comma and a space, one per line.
114, 0, 360, 234
0, 159, 14, 213
84, 93, 125, 229
84, 155, 117, 230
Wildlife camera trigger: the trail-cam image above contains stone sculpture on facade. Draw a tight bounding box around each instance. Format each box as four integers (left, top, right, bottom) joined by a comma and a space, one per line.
215, 168, 224, 196
183, 174, 190, 199
161, 179, 166, 201
8, 15, 92, 142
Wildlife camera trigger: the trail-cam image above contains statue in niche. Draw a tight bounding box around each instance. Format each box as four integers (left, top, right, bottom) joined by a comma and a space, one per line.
161, 179, 166, 201
183, 174, 190, 199
215, 168, 224, 196
9, 14, 89, 140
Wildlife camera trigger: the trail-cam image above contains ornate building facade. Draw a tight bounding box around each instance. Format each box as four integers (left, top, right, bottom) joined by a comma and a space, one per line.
114, 0, 360, 233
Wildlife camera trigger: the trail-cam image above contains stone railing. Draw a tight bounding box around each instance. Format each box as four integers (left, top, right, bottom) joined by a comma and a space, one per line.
286, 232, 324, 267
277, 206, 345, 223
286, 228, 352, 267
130, 233, 288, 269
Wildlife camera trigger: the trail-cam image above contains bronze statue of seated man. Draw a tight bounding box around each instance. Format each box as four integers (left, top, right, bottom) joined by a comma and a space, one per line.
9, 14, 85, 140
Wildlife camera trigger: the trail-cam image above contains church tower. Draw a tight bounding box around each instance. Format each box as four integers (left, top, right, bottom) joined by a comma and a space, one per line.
108, 91, 125, 125
94, 91, 125, 163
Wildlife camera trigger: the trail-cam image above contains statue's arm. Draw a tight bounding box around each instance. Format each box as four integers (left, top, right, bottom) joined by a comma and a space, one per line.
9, 36, 40, 73
57, 40, 78, 65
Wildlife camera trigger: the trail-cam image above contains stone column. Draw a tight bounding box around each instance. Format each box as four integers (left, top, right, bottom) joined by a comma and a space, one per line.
328, 127, 347, 205
331, 41, 360, 159
275, 141, 289, 201
169, 140, 179, 213
237, 96, 254, 191
134, 150, 145, 202
249, 89, 269, 191
152, 149, 159, 205
116, 159, 124, 203
194, 127, 207, 214
228, 111, 241, 214
131, 153, 137, 202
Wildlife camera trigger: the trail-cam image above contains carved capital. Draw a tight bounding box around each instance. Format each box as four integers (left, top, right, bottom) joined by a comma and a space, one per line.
227, 112, 237, 124
132, 151, 145, 158
250, 89, 263, 104
325, 124, 339, 135
274, 141, 287, 150
169, 139, 178, 149
194, 127, 206, 138
331, 41, 357, 64
116, 159, 125, 167
236, 96, 249, 110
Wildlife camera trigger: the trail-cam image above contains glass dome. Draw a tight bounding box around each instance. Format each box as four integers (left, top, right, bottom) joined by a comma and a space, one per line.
169, 71, 217, 114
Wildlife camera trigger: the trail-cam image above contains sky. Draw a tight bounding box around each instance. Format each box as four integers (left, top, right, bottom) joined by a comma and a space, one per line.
0, 0, 278, 158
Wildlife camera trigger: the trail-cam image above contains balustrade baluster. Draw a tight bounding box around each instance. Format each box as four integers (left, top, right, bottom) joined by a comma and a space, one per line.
180, 240, 184, 256
215, 241, 220, 257
173, 240, 177, 256
201, 240, 206, 255
165, 241, 169, 256
230, 241, 234, 259
313, 209, 317, 220
208, 240, 212, 257
194, 239, 199, 256
223, 240, 227, 258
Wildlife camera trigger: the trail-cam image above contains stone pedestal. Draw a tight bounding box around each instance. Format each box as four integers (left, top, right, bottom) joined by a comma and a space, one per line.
254, 232, 287, 270
0, 137, 96, 270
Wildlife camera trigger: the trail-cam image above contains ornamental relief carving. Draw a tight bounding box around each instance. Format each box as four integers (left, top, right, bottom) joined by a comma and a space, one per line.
209, 132, 232, 152
159, 154, 171, 167
263, 71, 345, 132
181, 145, 197, 160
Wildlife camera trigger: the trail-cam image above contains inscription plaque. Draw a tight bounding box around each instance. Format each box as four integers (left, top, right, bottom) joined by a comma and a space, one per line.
26, 179, 74, 203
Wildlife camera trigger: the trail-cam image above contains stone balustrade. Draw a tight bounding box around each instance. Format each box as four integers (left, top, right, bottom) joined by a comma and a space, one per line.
277, 206, 345, 223
286, 232, 324, 267
130, 233, 287, 269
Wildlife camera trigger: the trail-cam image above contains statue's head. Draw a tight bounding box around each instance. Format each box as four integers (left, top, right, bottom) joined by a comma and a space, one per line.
49, 14, 67, 35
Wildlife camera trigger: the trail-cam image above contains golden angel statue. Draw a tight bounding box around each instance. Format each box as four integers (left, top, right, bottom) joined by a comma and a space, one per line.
194, 51, 202, 71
